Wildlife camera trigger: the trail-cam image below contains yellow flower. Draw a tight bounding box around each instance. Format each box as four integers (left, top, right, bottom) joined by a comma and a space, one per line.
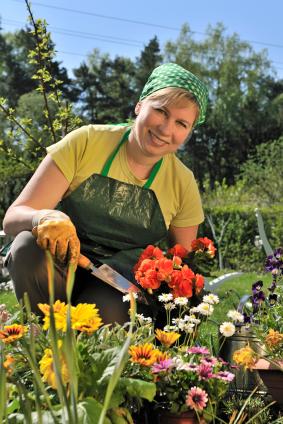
129, 343, 160, 366
265, 329, 283, 349
70, 303, 103, 333
38, 300, 68, 331
0, 324, 27, 344
233, 345, 258, 370
154, 350, 170, 362
39, 341, 70, 390
155, 329, 180, 347
3, 354, 15, 375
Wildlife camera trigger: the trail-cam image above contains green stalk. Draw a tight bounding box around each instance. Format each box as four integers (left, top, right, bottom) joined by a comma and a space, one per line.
0, 347, 7, 423
98, 295, 136, 424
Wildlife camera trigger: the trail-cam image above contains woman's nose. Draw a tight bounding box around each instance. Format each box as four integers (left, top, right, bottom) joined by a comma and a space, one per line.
158, 117, 173, 136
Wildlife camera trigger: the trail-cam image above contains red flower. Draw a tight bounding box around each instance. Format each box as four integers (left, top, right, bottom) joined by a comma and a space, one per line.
135, 259, 161, 290
133, 245, 164, 272
167, 244, 188, 258
194, 273, 205, 294
191, 237, 216, 258
156, 258, 174, 282
169, 265, 195, 298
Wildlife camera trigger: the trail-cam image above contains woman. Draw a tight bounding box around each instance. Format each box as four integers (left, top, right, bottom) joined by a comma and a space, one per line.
3, 63, 208, 324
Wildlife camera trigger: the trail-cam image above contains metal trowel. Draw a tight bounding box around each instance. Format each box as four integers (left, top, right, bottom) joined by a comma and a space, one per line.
78, 254, 133, 294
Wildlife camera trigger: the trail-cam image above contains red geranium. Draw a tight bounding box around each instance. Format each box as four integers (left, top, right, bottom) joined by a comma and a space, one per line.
191, 237, 216, 258
167, 244, 188, 259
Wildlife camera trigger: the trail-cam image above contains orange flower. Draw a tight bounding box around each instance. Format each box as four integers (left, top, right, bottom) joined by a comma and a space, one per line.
167, 244, 188, 259
156, 258, 174, 282
191, 237, 216, 258
169, 266, 195, 298
129, 343, 160, 366
233, 345, 258, 370
155, 329, 180, 347
194, 273, 205, 294
135, 259, 160, 290
133, 245, 164, 272
265, 329, 283, 348
3, 354, 15, 375
38, 300, 67, 331
0, 324, 27, 344
154, 350, 170, 362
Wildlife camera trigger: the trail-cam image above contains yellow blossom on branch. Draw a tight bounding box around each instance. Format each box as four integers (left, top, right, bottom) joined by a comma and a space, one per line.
232, 345, 258, 370
0, 324, 27, 344
129, 343, 160, 366
155, 329, 180, 347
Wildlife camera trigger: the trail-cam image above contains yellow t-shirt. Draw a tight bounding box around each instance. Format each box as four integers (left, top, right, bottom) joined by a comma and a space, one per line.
47, 124, 204, 229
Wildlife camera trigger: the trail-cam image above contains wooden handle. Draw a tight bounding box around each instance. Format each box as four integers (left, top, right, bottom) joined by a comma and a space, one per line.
78, 254, 92, 270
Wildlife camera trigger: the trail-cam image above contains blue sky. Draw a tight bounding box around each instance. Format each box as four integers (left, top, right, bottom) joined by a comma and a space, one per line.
1, 0, 283, 79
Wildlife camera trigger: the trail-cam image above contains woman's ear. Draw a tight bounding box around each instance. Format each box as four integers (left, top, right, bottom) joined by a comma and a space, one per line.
135, 102, 142, 115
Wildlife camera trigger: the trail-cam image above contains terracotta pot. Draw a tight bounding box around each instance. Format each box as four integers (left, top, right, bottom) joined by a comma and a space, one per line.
158, 410, 206, 424
254, 358, 283, 409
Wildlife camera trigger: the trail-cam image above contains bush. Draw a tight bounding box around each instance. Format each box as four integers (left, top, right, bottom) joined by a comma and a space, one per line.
199, 205, 283, 271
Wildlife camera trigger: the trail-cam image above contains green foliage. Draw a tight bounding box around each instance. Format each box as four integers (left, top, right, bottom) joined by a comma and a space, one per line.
200, 205, 283, 271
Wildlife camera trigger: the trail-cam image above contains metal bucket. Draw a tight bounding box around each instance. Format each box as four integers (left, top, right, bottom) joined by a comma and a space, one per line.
219, 326, 266, 393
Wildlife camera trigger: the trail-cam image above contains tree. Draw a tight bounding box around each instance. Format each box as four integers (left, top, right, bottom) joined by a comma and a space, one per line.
135, 36, 162, 94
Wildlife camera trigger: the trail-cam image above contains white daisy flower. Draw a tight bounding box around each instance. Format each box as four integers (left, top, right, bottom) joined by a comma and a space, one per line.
122, 292, 138, 302
190, 307, 199, 314
174, 297, 188, 306
158, 293, 174, 302
227, 310, 244, 323
183, 323, 195, 333
202, 293, 220, 305
164, 302, 176, 311
220, 322, 236, 337
196, 303, 214, 316
163, 325, 178, 332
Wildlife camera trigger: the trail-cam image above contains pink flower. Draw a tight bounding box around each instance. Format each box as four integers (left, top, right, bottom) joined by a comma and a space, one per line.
197, 363, 213, 380
151, 359, 174, 374
187, 346, 210, 355
186, 386, 208, 411
214, 371, 235, 382
200, 356, 218, 366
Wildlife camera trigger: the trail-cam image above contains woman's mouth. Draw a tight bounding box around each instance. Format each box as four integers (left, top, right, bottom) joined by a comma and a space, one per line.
149, 131, 169, 147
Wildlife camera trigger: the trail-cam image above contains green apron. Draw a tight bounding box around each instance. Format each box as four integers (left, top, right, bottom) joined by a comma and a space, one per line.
60, 128, 168, 282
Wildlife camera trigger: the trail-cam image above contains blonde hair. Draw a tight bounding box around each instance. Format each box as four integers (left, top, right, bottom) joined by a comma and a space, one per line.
142, 87, 200, 124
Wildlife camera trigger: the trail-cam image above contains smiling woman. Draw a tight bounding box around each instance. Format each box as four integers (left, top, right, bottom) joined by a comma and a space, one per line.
3, 63, 209, 325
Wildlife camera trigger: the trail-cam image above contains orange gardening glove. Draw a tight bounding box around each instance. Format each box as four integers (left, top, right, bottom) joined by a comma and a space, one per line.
32, 210, 80, 268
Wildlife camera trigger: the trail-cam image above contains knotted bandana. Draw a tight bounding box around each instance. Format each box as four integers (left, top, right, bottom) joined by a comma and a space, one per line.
140, 63, 208, 126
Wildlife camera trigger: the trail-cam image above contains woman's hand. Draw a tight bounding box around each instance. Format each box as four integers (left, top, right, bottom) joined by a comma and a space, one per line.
32, 209, 80, 268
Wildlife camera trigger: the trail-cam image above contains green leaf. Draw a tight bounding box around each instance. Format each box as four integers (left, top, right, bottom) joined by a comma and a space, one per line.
117, 378, 156, 402
77, 398, 111, 424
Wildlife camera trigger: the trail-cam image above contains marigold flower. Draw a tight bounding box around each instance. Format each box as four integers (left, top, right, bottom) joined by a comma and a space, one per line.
155, 329, 180, 347
39, 341, 70, 389
38, 300, 68, 331
232, 345, 258, 370
0, 324, 27, 344
70, 303, 103, 333
186, 386, 208, 411
167, 244, 188, 258
3, 354, 15, 375
265, 329, 283, 348
128, 343, 160, 366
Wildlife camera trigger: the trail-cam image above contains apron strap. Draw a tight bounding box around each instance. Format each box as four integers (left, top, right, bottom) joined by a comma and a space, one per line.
101, 127, 163, 189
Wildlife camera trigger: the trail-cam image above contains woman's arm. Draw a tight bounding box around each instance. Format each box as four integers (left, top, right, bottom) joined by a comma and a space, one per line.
168, 224, 199, 252
3, 154, 70, 236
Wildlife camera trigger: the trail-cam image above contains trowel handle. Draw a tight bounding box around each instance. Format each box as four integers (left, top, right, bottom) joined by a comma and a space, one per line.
78, 253, 92, 270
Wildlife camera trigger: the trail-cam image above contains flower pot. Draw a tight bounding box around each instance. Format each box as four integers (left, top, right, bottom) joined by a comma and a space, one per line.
158, 410, 206, 424
254, 359, 283, 409
219, 327, 265, 392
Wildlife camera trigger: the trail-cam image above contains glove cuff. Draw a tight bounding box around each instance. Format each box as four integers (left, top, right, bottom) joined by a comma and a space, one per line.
32, 209, 70, 227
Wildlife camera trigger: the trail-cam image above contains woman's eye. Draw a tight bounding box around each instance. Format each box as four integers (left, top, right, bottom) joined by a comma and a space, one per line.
177, 121, 188, 129
155, 108, 166, 115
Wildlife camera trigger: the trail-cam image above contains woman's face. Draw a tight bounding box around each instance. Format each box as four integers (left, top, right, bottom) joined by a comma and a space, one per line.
131, 98, 198, 159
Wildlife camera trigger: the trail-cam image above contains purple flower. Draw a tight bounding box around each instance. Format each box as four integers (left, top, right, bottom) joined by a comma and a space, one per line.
252, 280, 263, 292
151, 358, 174, 374
268, 293, 278, 306
187, 346, 210, 355
243, 312, 251, 324
265, 248, 283, 274
197, 363, 213, 380
214, 371, 235, 382
201, 356, 218, 366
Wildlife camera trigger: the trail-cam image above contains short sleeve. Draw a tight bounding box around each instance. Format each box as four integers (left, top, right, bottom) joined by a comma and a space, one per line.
171, 174, 204, 227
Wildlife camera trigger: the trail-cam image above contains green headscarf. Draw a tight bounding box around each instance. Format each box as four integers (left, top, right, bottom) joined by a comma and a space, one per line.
139, 63, 208, 126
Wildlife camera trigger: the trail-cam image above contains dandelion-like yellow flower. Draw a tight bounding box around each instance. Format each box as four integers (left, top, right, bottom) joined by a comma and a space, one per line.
0, 324, 27, 344
233, 345, 258, 370
38, 300, 68, 331
39, 341, 70, 390
155, 329, 180, 347
265, 329, 283, 349
129, 343, 160, 366
70, 303, 103, 333
3, 354, 15, 375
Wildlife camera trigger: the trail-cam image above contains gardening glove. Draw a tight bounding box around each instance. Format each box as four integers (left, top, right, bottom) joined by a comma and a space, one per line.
32, 209, 80, 269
